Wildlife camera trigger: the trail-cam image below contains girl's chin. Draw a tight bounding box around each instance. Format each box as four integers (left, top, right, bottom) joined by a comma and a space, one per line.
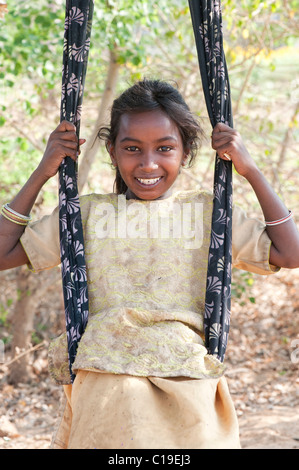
126, 185, 173, 201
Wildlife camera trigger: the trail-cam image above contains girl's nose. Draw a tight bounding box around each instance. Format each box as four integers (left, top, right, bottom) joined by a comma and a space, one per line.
140, 153, 158, 172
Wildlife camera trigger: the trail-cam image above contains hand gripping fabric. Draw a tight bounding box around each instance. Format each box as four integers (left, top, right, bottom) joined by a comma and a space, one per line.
188, 0, 233, 362
59, 0, 94, 382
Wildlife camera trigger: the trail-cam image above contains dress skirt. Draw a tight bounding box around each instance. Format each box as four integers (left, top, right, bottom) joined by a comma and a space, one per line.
51, 370, 241, 449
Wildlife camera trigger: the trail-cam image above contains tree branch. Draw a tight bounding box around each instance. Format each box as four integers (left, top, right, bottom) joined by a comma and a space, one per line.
78, 49, 120, 192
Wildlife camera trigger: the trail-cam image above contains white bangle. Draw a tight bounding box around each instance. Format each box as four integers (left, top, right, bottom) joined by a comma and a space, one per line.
265, 210, 293, 226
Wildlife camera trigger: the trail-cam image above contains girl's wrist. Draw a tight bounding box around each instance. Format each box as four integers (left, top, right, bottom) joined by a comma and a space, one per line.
32, 165, 52, 187
239, 163, 261, 182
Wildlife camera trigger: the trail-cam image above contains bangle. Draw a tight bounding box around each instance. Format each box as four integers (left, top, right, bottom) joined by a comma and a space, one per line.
1, 204, 32, 226
1, 209, 28, 225
265, 210, 293, 226
2, 203, 31, 221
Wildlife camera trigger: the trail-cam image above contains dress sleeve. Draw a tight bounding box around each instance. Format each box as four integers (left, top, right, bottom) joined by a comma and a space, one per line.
232, 205, 280, 275
20, 206, 60, 272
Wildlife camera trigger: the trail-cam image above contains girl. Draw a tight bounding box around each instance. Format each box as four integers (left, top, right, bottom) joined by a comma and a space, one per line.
1, 79, 299, 449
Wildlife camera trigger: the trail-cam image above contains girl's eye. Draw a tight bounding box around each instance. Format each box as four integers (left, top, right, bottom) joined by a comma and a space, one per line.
158, 146, 172, 152
126, 146, 140, 152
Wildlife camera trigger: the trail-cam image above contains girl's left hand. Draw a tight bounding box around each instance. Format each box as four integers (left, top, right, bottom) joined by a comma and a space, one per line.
211, 122, 258, 178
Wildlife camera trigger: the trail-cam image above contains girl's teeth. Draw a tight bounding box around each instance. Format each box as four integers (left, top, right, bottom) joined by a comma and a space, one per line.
137, 177, 161, 185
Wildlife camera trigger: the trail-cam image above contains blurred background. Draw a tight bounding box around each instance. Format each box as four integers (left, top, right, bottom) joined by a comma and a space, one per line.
0, 0, 298, 448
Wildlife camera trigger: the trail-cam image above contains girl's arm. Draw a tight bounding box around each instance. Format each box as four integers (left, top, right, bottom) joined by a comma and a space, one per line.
211, 122, 299, 269
0, 121, 85, 271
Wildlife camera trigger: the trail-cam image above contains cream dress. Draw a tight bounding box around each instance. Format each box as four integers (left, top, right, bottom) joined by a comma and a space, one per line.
20, 189, 278, 449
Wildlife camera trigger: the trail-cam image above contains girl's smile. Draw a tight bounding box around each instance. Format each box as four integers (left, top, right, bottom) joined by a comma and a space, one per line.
109, 109, 187, 200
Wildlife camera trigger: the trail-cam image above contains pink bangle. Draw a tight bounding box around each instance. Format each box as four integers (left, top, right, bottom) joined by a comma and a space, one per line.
265, 210, 293, 226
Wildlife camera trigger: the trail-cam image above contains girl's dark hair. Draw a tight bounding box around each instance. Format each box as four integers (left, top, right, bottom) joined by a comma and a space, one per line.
98, 78, 203, 194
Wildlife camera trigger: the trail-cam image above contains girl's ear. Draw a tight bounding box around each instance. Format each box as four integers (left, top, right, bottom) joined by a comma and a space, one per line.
181, 153, 189, 167
182, 144, 191, 167
107, 141, 117, 167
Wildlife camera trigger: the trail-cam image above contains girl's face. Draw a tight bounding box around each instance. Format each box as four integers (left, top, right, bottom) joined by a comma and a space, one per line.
109, 109, 187, 200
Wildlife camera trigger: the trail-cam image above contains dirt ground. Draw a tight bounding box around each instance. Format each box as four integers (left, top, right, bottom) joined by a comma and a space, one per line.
0, 268, 298, 449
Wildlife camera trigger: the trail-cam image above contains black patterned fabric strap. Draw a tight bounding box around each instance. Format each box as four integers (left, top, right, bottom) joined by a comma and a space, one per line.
188, 0, 233, 362
59, 0, 94, 383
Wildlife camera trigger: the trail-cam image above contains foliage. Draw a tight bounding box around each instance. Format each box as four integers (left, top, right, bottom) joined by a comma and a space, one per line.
0, 297, 12, 327
231, 269, 256, 305
0, 0, 298, 205
0, 0, 192, 200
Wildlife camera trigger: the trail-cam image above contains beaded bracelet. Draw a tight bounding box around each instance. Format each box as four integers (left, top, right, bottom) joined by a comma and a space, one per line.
265, 210, 293, 226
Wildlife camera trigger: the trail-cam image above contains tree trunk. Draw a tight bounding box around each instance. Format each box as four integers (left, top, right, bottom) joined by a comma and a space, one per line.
8, 267, 40, 384
8, 267, 61, 385
78, 49, 120, 192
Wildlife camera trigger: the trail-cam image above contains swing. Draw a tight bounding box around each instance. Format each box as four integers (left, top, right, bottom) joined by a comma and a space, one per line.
59, 0, 233, 383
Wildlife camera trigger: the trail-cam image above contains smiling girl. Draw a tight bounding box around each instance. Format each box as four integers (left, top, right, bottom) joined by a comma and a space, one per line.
1, 79, 299, 449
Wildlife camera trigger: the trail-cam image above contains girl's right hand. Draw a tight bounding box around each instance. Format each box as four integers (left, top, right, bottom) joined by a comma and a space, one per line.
36, 120, 86, 181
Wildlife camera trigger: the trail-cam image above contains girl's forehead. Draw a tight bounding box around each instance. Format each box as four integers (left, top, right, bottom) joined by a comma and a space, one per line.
117, 110, 181, 138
